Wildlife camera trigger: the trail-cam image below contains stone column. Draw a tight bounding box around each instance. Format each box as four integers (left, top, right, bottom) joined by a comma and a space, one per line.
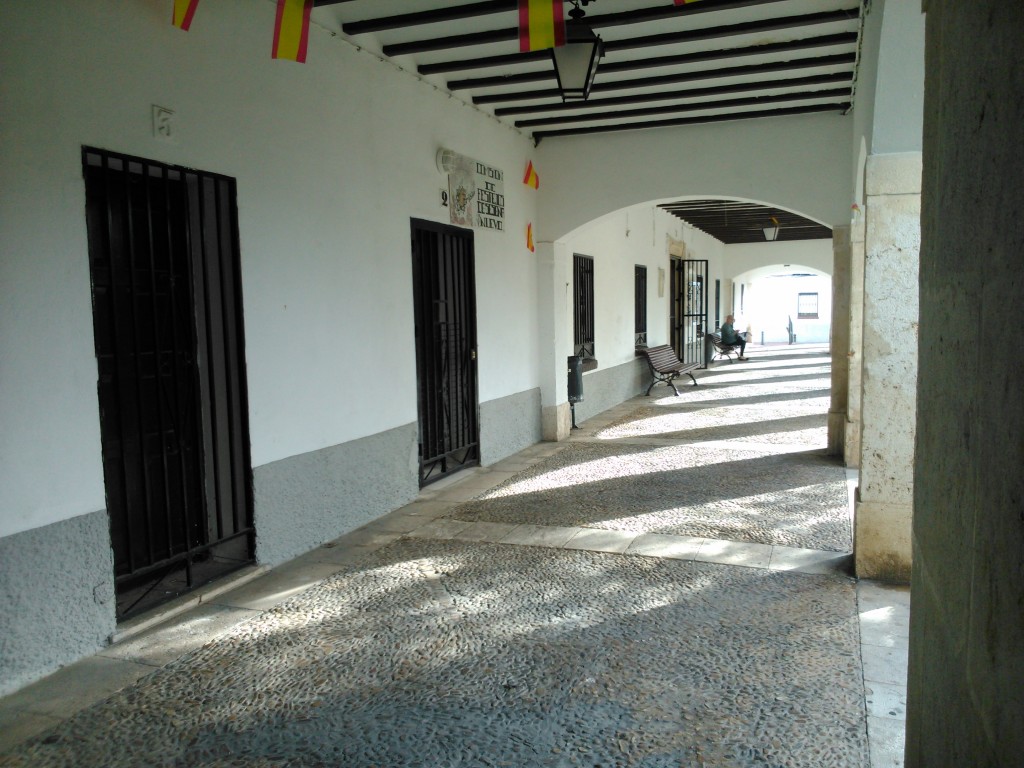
853, 152, 921, 581
907, 4, 1024, 762
844, 209, 865, 466
827, 225, 851, 456
537, 241, 572, 441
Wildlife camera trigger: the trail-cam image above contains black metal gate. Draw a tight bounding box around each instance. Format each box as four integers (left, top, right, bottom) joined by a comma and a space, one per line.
411, 219, 480, 486
670, 258, 709, 368
83, 148, 254, 620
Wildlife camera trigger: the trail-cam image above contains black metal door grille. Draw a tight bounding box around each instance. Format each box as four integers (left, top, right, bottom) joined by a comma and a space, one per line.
411, 219, 480, 486
671, 258, 709, 369
83, 148, 254, 619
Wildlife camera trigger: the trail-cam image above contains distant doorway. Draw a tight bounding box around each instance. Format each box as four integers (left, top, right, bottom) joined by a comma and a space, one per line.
83, 148, 254, 619
411, 219, 480, 486
670, 257, 709, 369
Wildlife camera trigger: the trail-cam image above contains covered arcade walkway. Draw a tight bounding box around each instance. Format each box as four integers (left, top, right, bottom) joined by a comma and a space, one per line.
0, 345, 908, 767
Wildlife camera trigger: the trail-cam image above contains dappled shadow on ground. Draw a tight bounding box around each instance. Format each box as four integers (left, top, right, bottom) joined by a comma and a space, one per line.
645, 387, 832, 411
3, 540, 866, 768
596, 408, 827, 444
0, 345, 862, 768
447, 444, 850, 552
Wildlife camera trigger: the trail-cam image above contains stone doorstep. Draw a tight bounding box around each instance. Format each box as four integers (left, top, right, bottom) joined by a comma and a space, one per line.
111, 564, 268, 644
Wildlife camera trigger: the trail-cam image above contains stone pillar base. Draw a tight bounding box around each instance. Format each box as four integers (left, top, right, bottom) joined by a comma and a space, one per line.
827, 409, 846, 457
844, 420, 861, 469
854, 496, 912, 582
542, 403, 571, 442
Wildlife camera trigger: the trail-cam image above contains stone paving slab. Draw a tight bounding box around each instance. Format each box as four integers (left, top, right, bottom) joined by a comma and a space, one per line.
446, 442, 852, 552
0, 537, 868, 768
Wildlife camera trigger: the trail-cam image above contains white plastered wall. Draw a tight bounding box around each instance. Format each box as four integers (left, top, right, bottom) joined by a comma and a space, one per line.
724, 239, 834, 279
562, 205, 725, 364
534, 112, 853, 244
0, 0, 541, 539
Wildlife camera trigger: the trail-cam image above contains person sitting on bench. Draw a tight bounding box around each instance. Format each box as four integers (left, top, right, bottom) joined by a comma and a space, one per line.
720, 314, 749, 360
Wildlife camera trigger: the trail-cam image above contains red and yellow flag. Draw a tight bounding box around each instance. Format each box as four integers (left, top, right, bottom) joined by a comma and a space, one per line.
519, 0, 565, 53
527, 223, 536, 252
674, 0, 705, 4
172, 0, 200, 30
523, 161, 540, 189
272, 0, 313, 62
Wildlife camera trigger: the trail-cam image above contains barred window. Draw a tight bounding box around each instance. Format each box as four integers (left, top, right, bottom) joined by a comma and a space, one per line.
797, 292, 819, 319
634, 265, 647, 346
573, 254, 595, 359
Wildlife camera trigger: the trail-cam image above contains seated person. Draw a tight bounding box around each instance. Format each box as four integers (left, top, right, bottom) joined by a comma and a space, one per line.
720, 315, 749, 360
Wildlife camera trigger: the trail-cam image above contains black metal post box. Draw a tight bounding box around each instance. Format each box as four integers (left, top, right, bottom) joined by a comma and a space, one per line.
567, 355, 584, 403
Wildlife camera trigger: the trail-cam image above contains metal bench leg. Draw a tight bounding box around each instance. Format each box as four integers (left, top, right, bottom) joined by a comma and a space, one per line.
685, 372, 697, 386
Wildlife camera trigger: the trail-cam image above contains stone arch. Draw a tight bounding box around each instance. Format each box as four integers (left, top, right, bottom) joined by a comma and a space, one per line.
534, 112, 854, 243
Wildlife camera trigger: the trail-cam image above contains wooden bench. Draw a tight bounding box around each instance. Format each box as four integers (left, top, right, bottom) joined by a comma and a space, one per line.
709, 332, 742, 363
639, 344, 699, 396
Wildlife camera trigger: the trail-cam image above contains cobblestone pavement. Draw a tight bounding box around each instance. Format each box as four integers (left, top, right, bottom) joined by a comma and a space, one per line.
0, 345, 891, 768
447, 346, 848, 553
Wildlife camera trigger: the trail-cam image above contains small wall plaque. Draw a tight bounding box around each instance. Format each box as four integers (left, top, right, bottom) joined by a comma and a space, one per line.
152, 105, 175, 142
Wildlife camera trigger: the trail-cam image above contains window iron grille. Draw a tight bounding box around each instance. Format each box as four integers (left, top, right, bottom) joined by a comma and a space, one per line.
574, 254, 595, 359
635, 265, 648, 346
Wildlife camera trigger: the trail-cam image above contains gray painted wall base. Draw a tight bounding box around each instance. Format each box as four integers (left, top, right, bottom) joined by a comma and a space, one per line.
254, 389, 544, 566
253, 423, 420, 568
572, 357, 650, 424
479, 388, 542, 466
0, 392, 543, 696
0, 511, 116, 697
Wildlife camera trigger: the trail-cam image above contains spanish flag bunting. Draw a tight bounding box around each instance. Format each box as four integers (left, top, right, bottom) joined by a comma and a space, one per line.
527, 223, 536, 252
519, 0, 566, 53
674, 0, 705, 4
273, 0, 313, 62
523, 161, 540, 189
172, 0, 200, 30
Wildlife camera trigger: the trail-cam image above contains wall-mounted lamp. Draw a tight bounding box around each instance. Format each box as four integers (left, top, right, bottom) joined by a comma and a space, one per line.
762, 216, 781, 242
436, 148, 458, 174
552, 1, 603, 102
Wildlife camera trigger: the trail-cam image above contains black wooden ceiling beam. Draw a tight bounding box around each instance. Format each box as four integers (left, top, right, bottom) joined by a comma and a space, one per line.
600, 31, 857, 74
342, 1, 515, 35
661, 215, 829, 231
531, 101, 849, 142
494, 71, 852, 117
656, 202, 833, 240
467, 52, 856, 104
376, 0, 793, 56
384, 5, 857, 57
662, 214, 828, 228
385, 28, 517, 56
657, 216, 832, 243
581, 0, 794, 29
449, 28, 856, 92
515, 87, 850, 128
421, 50, 550, 76
605, 9, 859, 53
423, 29, 856, 77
